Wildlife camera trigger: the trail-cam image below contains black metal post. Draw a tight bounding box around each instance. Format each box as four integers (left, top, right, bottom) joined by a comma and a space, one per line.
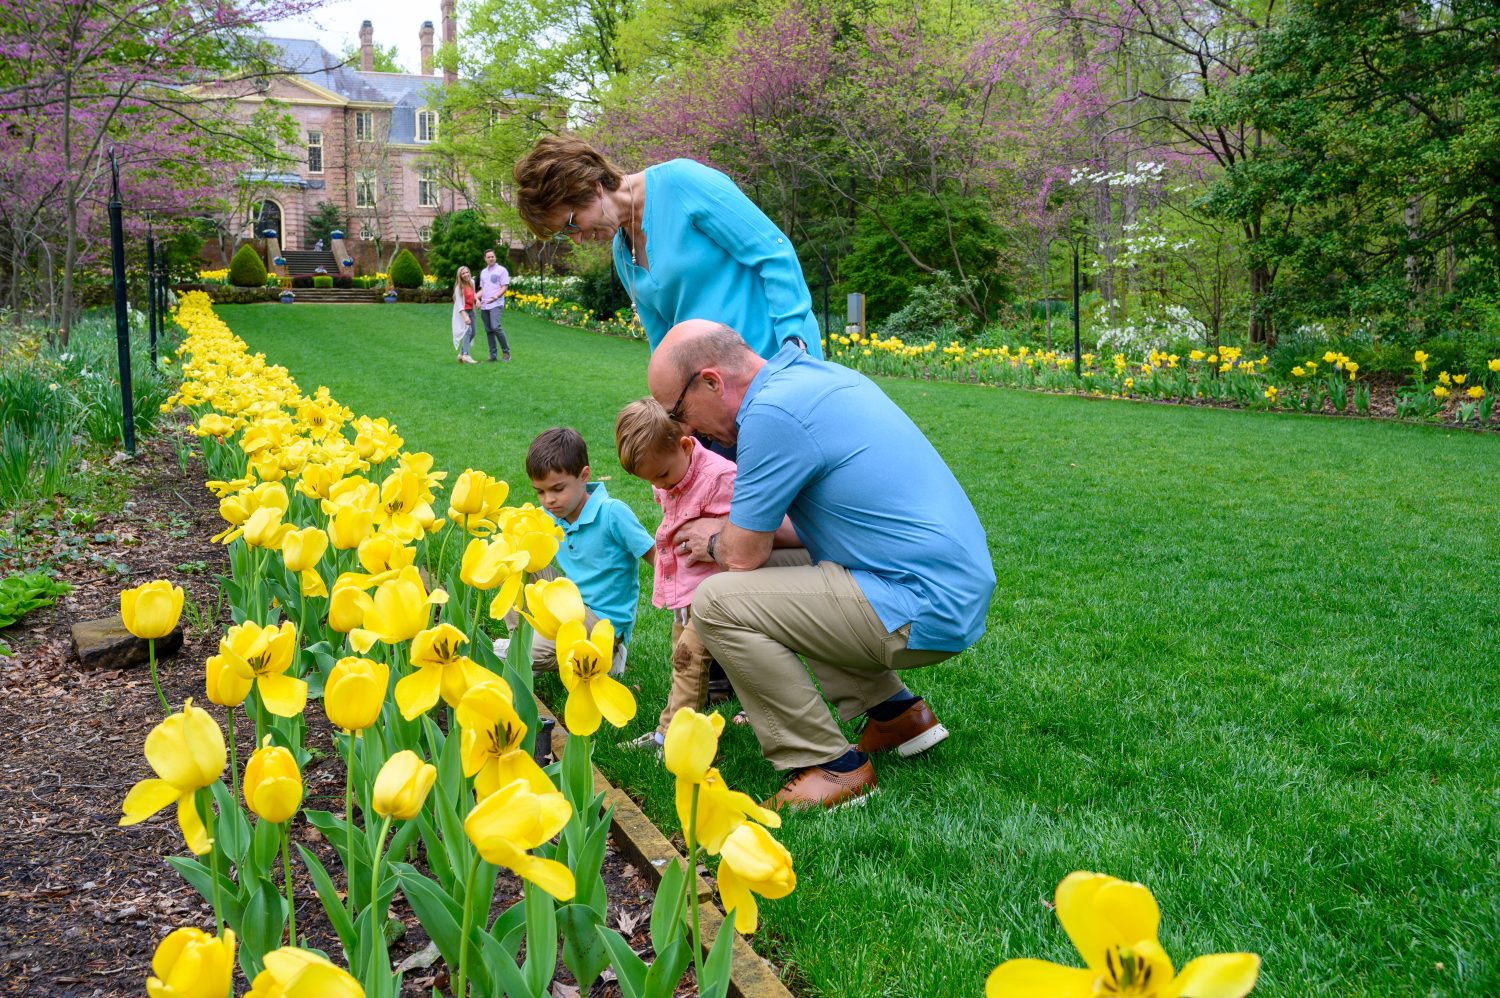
1072, 242, 1082, 378
157, 252, 169, 341
819, 244, 830, 357
145, 217, 158, 365
108, 151, 136, 454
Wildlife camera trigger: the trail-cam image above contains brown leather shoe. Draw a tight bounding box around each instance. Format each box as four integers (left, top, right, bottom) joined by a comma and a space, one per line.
856, 698, 949, 757
766, 760, 876, 811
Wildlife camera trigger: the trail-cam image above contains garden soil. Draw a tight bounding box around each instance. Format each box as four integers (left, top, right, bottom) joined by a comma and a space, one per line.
0, 434, 678, 996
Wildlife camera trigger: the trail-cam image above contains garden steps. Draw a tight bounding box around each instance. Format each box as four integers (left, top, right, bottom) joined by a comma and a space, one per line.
284, 288, 383, 303
282, 249, 340, 275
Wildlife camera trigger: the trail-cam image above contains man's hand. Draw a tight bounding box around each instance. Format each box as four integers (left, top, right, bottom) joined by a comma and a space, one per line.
673, 518, 773, 571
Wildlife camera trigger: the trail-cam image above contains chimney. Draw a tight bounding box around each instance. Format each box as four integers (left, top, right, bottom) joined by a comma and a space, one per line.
441, 0, 456, 85
420, 21, 434, 76
358, 20, 374, 72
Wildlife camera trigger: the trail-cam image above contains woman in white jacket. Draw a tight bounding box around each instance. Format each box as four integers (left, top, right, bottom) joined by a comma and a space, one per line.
452, 266, 477, 363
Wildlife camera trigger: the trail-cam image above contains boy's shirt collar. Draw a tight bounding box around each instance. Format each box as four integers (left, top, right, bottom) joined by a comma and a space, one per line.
553, 481, 607, 532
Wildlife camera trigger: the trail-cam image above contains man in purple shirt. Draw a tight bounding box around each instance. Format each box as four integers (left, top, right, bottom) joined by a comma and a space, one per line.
478, 249, 511, 362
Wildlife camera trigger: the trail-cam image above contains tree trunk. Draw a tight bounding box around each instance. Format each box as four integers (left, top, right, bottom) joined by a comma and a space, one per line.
60, 72, 75, 347
1247, 262, 1275, 348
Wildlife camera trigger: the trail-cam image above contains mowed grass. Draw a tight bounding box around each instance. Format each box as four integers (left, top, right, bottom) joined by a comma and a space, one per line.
222, 303, 1500, 997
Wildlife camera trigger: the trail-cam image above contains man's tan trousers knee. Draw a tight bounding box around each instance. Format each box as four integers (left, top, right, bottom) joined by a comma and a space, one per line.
690, 550, 950, 770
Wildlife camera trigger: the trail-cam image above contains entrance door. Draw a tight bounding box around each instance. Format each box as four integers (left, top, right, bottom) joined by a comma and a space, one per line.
254, 199, 283, 239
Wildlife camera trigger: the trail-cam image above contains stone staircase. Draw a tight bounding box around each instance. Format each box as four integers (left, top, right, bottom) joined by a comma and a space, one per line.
285, 288, 384, 303
282, 250, 340, 276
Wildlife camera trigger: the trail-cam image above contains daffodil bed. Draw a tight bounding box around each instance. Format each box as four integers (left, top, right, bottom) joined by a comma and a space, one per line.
215, 300, 1500, 997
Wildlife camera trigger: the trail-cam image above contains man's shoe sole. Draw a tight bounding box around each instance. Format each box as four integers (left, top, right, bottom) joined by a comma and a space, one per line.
897, 723, 949, 758
772, 786, 876, 813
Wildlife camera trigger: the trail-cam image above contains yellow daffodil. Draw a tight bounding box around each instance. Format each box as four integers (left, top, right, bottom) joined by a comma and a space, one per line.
214, 620, 306, 717
349, 566, 448, 653
556, 617, 635, 736
394, 623, 490, 719
245, 947, 364, 998
456, 680, 553, 796
519, 576, 585, 640
120, 699, 226, 855
324, 656, 388, 733
717, 822, 796, 933
1263, 386, 1277, 401
664, 707, 725, 784
372, 750, 436, 820
464, 780, 576, 901
675, 766, 781, 854
985, 872, 1260, 998
357, 534, 416, 575
327, 505, 374, 550
243, 735, 303, 824
1467, 385, 1484, 400
1489, 358, 1500, 373
121, 580, 185, 639
147, 926, 236, 998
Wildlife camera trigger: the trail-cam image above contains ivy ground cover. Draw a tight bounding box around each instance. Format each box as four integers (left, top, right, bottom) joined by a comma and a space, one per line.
221, 303, 1500, 997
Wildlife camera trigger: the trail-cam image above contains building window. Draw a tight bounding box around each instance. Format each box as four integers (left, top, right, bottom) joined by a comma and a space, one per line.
306, 130, 322, 174
418, 169, 439, 208
359, 221, 378, 240
418, 225, 432, 242
355, 170, 377, 208
355, 111, 373, 142
416, 109, 437, 143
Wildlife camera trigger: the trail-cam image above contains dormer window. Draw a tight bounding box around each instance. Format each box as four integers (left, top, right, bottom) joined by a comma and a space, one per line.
416, 109, 437, 143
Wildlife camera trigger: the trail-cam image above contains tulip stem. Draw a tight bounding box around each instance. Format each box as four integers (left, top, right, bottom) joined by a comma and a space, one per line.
202, 788, 224, 937
469, 591, 482, 648
455, 852, 481, 998
226, 708, 240, 805
367, 814, 394, 983
148, 639, 169, 716
281, 822, 296, 945
687, 783, 704, 988
344, 733, 356, 920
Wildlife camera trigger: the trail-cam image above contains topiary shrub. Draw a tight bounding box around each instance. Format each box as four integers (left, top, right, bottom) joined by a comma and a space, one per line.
313, 275, 334, 288
228, 244, 268, 287
389, 248, 425, 289
333, 275, 353, 289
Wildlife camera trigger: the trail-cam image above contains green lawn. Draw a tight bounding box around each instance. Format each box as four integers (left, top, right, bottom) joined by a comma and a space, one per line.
222, 303, 1500, 997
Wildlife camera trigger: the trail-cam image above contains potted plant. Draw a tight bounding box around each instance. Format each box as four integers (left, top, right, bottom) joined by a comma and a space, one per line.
329, 229, 344, 240
279, 289, 295, 304
383, 287, 398, 303
261, 228, 278, 240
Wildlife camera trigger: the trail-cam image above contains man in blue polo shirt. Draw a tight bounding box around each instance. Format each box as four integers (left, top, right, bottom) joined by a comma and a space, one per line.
649, 319, 995, 810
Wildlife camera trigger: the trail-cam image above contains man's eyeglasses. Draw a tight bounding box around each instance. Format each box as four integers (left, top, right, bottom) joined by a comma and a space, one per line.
667, 370, 702, 422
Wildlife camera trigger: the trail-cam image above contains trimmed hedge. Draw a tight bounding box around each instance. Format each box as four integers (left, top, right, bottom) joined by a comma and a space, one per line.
228, 244, 268, 287
173, 284, 280, 304
313, 275, 334, 288
333, 275, 353, 289
389, 248, 425, 289
291, 275, 313, 289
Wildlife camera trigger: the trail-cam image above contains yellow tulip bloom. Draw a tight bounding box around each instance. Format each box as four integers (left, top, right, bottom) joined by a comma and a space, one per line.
294, 463, 344, 503
372, 750, 436, 820
664, 707, 725, 784
448, 468, 508, 519
394, 623, 490, 719
557, 618, 635, 736
204, 649, 252, 707
1489, 358, 1500, 373
464, 780, 576, 901
327, 505, 374, 551
717, 822, 796, 934
357, 534, 416, 575
216, 621, 306, 717
121, 580, 185, 639
519, 577, 586, 641
1467, 385, 1484, 400
245, 947, 364, 998
147, 926, 236, 998
120, 699, 226, 855
373, 468, 435, 543
985, 872, 1260, 998
456, 681, 554, 797
243, 736, 303, 824
327, 572, 382, 634
244, 506, 295, 550
675, 766, 780, 855
324, 656, 389, 733
460, 536, 528, 590
281, 527, 327, 573
349, 567, 448, 654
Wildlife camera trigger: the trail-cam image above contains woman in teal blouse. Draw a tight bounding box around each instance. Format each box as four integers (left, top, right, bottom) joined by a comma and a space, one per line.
513, 136, 822, 360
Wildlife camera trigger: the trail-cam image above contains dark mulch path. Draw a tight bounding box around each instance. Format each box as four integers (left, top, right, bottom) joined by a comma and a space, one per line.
0, 435, 669, 996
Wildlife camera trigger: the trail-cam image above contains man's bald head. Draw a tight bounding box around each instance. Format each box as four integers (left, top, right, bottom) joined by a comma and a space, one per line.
647, 320, 766, 445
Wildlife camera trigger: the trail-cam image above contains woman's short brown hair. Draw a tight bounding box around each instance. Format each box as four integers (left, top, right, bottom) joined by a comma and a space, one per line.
512, 135, 625, 238
615, 398, 684, 477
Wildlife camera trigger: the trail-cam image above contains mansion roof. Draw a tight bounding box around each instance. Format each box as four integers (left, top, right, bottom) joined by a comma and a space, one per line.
263, 37, 445, 144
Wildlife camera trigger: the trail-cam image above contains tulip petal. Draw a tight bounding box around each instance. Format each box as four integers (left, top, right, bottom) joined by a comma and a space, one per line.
984, 959, 1095, 998
396, 667, 442, 720
591, 674, 637, 729
349, 628, 379, 654
717, 861, 759, 934
564, 682, 602, 737
121, 778, 180, 825
300, 568, 328, 598
514, 853, 577, 902
1162, 953, 1262, 998
258, 673, 309, 718
177, 793, 213, 855
1057, 871, 1160, 973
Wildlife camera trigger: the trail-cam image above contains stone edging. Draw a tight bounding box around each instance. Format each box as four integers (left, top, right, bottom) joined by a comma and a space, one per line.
535, 702, 795, 998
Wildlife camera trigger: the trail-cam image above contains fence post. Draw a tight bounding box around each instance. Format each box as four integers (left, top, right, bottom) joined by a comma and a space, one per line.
107, 150, 136, 455
145, 213, 158, 365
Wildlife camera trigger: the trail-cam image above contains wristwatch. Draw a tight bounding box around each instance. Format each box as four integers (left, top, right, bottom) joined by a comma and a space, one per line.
707, 532, 720, 563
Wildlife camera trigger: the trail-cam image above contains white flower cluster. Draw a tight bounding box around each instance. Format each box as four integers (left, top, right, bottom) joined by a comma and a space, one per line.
1094, 303, 1206, 356
1116, 225, 1196, 265
1068, 161, 1167, 188
509, 274, 582, 294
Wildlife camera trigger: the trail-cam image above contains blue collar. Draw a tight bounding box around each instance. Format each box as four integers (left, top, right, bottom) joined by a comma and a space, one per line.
737, 343, 802, 427
556, 481, 608, 532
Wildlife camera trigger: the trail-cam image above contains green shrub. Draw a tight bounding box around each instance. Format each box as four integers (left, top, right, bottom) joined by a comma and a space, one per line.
228, 244, 267, 287
313, 275, 333, 288
569, 243, 630, 318
0, 571, 72, 629
428, 209, 499, 281
878, 271, 976, 342
389, 248, 425, 289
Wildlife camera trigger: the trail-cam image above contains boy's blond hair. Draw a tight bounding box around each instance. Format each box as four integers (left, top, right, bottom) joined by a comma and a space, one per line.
615, 398, 684, 477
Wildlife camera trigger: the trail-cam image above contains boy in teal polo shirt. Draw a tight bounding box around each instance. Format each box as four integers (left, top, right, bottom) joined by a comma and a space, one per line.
525, 427, 655, 676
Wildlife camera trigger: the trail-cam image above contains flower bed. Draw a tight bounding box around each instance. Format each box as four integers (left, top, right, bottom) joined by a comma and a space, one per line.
502, 289, 645, 341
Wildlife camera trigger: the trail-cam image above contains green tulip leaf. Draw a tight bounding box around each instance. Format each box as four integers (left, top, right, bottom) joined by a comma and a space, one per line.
558, 902, 611, 993
297, 844, 357, 956
698, 912, 738, 998
391, 864, 494, 996
521, 881, 558, 996
489, 897, 526, 958
649, 859, 688, 950
641, 936, 691, 998
595, 926, 647, 998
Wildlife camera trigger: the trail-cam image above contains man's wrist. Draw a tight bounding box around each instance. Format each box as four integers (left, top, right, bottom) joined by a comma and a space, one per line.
707, 531, 720, 564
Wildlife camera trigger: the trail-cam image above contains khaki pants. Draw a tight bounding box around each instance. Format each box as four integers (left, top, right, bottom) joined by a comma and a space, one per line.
691, 550, 951, 770
657, 609, 713, 734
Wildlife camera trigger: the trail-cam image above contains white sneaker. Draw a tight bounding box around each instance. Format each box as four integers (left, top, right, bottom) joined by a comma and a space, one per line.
492, 636, 511, 658
461, 355, 479, 364
623, 731, 664, 752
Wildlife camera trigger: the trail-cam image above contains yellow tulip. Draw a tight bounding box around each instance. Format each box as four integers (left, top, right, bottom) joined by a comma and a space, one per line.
120, 698, 226, 855
281, 527, 328, 573
1489, 358, 1500, 373
243, 736, 303, 824
557, 618, 635, 736
519, 576, 586, 641
324, 656, 389, 732
146, 926, 236, 998
349, 566, 448, 653
456, 680, 553, 797
121, 580, 184, 640
204, 650, 253, 707
717, 822, 796, 933
372, 750, 436, 820
675, 766, 780, 855
246, 947, 364, 998
664, 707, 724, 784
449, 468, 508, 519
357, 534, 416, 575
372, 468, 436, 543
985, 872, 1260, 998
294, 463, 344, 503
244, 506, 294, 550
464, 780, 576, 901
327, 505, 374, 551
460, 536, 528, 590
327, 576, 377, 634
1467, 385, 1484, 400
394, 623, 490, 719
215, 621, 306, 717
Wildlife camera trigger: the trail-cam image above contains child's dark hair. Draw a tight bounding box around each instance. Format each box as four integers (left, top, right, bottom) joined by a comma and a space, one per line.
526, 427, 589, 478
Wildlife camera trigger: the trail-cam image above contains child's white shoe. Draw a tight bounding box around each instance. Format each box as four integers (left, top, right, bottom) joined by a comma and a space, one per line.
492, 636, 511, 658
623, 731, 664, 752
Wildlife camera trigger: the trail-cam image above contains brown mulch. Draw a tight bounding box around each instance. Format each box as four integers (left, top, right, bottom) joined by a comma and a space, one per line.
0, 433, 672, 996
